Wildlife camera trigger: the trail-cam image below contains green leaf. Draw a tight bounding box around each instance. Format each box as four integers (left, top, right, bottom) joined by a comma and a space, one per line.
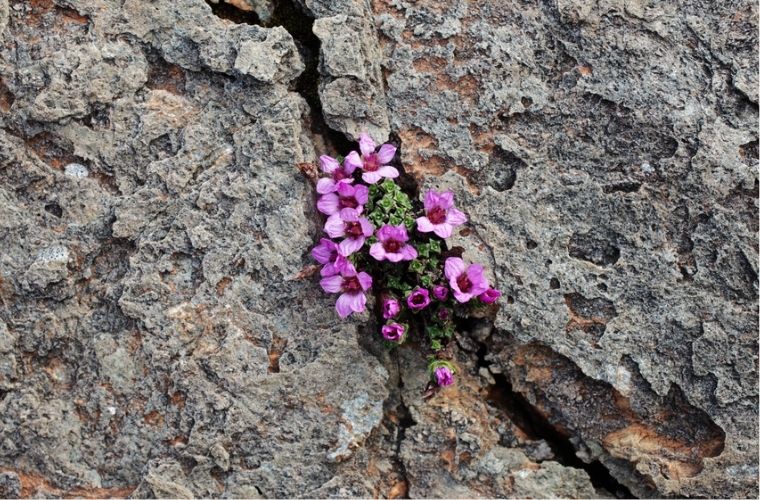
378, 197, 394, 212
409, 260, 425, 274
420, 275, 433, 288
428, 240, 442, 254
416, 243, 429, 259
381, 179, 396, 193
430, 339, 442, 351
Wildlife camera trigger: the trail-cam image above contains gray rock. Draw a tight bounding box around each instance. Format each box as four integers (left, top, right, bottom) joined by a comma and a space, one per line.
0, 0, 755, 498
377, 0, 757, 497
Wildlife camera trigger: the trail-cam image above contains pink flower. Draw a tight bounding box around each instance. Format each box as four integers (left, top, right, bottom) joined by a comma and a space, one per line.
432, 285, 449, 301
444, 257, 489, 303
310, 238, 351, 277
382, 297, 401, 319
406, 287, 431, 311
345, 133, 399, 184
316, 155, 357, 194
479, 288, 502, 304
317, 182, 369, 216
369, 224, 417, 262
324, 208, 374, 255
382, 322, 405, 342
320, 266, 372, 319
416, 190, 467, 238
434, 366, 454, 386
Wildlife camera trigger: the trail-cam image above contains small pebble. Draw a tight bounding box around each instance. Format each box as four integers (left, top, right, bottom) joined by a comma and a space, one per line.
64, 163, 89, 179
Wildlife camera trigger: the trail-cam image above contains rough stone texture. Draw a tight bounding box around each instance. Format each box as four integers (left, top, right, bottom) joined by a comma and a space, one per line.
0, 0, 388, 497
0, 0, 757, 498
304, 0, 391, 141
377, 0, 758, 497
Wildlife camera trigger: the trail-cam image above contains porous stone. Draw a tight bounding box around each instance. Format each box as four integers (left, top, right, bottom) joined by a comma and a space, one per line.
0, 0, 756, 497
378, 0, 758, 496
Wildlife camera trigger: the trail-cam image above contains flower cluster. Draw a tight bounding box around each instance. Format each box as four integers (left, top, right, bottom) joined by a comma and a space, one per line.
311, 133, 501, 392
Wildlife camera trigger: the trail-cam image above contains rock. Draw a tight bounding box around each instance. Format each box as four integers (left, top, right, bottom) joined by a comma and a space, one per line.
0, 0, 756, 498
308, 2, 391, 141
375, 0, 758, 497
234, 27, 305, 83
0, 0, 387, 497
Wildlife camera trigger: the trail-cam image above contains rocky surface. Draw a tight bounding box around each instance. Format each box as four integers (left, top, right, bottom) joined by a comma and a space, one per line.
0, 0, 757, 498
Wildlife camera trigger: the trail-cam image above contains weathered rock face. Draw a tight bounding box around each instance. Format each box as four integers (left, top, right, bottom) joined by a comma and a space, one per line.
0, 0, 756, 498
376, 0, 758, 497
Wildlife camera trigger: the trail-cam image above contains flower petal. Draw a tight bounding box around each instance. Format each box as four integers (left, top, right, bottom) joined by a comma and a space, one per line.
392, 224, 409, 242
446, 207, 467, 226
336, 182, 354, 197
320, 274, 343, 293
369, 242, 386, 261
362, 171, 382, 184
339, 236, 365, 255
444, 257, 466, 281
311, 238, 335, 264
423, 190, 439, 211
359, 133, 376, 157
344, 151, 363, 172
320, 262, 338, 277
357, 272, 372, 291
385, 252, 403, 263
317, 193, 340, 215
354, 184, 369, 205
377, 166, 399, 179
467, 264, 489, 295
339, 208, 359, 222
432, 223, 454, 238
349, 291, 367, 313
359, 217, 375, 236
335, 293, 354, 318
438, 191, 454, 209
316, 178, 337, 194
319, 155, 339, 174
452, 289, 473, 303
324, 213, 345, 238
400, 244, 418, 261
416, 216, 434, 233
377, 144, 397, 164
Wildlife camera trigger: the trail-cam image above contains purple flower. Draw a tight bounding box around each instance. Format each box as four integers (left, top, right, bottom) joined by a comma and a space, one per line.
369, 224, 418, 262
310, 238, 351, 277
416, 190, 467, 238
479, 287, 502, 304
324, 208, 374, 255
316, 155, 357, 194
320, 266, 372, 319
382, 296, 401, 319
437, 308, 450, 321
444, 257, 489, 303
345, 133, 399, 184
406, 287, 431, 311
434, 366, 454, 387
382, 322, 405, 342
317, 182, 369, 216
432, 285, 449, 301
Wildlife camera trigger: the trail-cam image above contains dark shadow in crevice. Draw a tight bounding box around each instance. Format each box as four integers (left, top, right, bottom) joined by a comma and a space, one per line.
206, 0, 353, 155
206, 0, 261, 24
456, 318, 636, 499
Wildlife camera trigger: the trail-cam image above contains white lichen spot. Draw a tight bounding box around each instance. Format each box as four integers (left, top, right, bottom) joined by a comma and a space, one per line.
64, 162, 89, 178
641, 162, 654, 175
36, 245, 69, 264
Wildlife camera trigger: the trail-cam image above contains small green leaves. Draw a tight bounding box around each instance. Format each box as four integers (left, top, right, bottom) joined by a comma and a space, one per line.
409, 259, 425, 274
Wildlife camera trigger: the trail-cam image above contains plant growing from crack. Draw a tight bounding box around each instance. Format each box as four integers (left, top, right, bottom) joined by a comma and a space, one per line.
311, 133, 501, 394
